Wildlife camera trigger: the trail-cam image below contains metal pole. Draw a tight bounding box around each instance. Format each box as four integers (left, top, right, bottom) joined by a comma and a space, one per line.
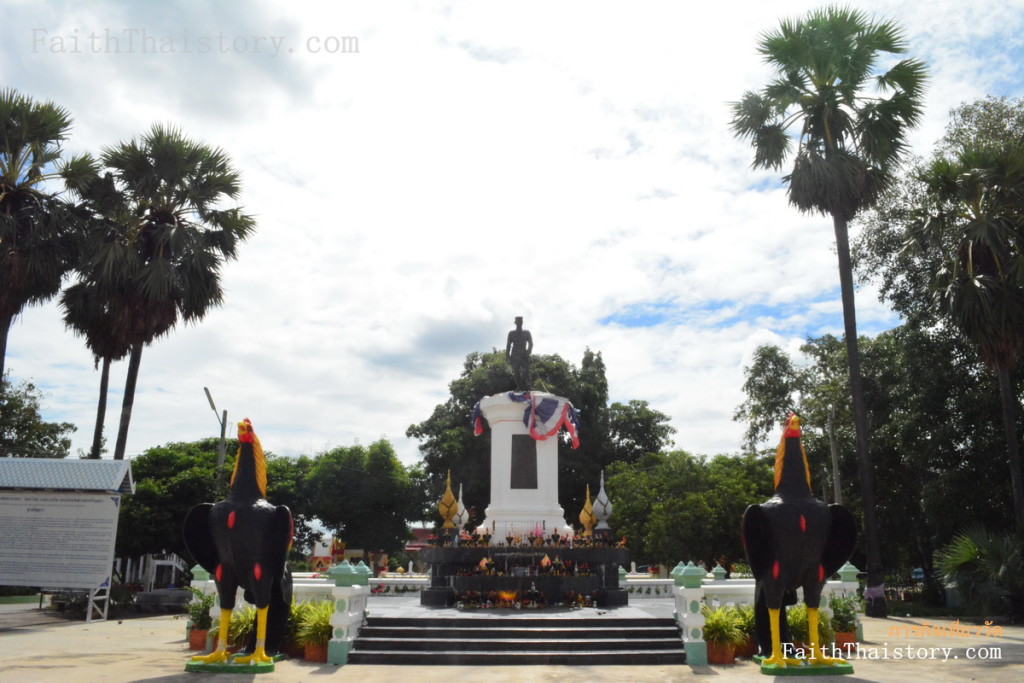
217, 409, 228, 487
204, 388, 228, 487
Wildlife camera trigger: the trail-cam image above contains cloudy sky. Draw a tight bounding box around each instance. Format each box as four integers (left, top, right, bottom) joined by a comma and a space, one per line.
4, 0, 1023, 465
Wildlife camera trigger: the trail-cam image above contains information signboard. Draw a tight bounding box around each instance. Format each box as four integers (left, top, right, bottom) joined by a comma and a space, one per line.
0, 490, 121, 589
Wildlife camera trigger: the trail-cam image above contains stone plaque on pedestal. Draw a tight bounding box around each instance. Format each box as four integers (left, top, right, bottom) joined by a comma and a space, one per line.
510, 435, 538, 489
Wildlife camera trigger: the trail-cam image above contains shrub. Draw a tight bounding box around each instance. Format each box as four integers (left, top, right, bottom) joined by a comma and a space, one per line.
228, 604, 256, 646
185, 588, 215, 630
734, 603, 756, 639
786, 603, 834, 645
700, 604, 746, 646
938, 526, 1024, 619
829, 594, 859, 633
294, 600, 334, 647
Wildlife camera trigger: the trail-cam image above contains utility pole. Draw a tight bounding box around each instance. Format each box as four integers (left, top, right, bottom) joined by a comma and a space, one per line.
203, 387, 228, 488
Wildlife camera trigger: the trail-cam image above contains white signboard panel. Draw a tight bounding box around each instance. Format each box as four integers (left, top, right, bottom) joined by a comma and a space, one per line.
0, 490, 121, 589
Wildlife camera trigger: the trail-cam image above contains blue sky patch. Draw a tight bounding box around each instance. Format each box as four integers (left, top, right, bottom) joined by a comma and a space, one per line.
600, 293, 900, 339
599, 301, 676, 328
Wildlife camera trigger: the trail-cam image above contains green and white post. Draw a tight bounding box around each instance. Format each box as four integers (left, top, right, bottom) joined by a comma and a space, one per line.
326, 560, 370, 665
673, 561, 707, 666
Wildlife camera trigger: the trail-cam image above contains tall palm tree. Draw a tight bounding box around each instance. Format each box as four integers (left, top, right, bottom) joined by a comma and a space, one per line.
730, 6, 927, 616
0, 88, 80, 378
58, 167, 133, 460
64, 124, 255, 460
59, 281, 131, 458
913, 143, 1024, 527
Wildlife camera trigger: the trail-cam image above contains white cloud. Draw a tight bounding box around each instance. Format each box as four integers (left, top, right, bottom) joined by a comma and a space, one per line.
3, 0, 1022, 464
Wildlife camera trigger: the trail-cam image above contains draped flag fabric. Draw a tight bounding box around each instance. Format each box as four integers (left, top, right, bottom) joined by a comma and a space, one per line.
471, 392, 580, 448
471, 401, 484, 436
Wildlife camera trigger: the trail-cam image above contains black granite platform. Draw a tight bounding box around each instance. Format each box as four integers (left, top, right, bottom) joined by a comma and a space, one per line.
419, 546, 629, 608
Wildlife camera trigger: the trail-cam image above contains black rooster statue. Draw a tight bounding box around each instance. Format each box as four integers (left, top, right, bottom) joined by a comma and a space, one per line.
741, 413, 857, 670
184, 418, 294, 665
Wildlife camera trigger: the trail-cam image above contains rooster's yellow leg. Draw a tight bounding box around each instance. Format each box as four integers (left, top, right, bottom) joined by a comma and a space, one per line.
761, 607, 802, 667
233, 606, 273, 664
191, 608, 232, 663
808, 607, 846, 665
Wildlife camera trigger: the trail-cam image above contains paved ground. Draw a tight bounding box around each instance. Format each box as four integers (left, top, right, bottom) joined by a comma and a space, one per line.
1, 597, 1021, 682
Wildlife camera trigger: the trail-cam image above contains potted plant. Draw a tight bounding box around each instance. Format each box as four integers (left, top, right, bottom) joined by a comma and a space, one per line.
786, 603, 835, 657
227, 604, 256, 652
733, 603, 759, 658
185, 588, 216, 650
283, 601, 313, 658
701, 604, 745, 664
294, 600, 334, 662
829, 594, 859, 652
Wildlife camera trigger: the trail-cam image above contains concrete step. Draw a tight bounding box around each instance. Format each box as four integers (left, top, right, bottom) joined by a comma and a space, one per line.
361, 626, 681, 639
364, 616, 675, 628
347, 648, 687, 665
349, 615, 686, 665
356, 636, 686, 652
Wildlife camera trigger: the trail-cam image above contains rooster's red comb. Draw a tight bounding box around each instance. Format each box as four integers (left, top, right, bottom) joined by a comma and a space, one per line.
783, 413, 801, 438
238, 418, 255, 443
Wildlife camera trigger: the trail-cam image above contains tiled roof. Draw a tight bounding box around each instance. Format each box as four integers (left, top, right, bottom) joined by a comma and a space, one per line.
0, 458, 135, 494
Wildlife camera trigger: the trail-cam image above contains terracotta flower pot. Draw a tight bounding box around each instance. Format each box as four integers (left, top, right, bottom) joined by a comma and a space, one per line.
304, 642, 328, 662
282, 639, 305, 659
736, 636, 759, 658
834, 631, 856, 655
188, 628, 209, 650
706, 641, 736, 664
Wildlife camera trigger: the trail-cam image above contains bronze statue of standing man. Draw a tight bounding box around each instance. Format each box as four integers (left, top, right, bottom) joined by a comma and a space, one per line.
506, 316, 533, 391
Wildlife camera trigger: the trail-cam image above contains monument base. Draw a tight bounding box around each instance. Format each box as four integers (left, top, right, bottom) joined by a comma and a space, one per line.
420, 587, 456, 607
600, 588, 628, 607
419, 546, 629, 608
475, 508, 574, 542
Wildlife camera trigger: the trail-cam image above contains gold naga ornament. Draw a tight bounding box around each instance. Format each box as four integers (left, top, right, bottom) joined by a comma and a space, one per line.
578, 484, 596, 537
438, 470, 458, 529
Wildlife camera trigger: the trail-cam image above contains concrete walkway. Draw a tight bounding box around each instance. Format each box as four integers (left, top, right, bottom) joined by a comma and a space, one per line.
1, 598, 1021, 682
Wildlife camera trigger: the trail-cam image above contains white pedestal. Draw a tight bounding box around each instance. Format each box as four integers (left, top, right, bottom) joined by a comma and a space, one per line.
474, 392, 574, 541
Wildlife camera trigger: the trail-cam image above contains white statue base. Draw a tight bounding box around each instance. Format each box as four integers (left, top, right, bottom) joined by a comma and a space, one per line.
473, 392, 575, 542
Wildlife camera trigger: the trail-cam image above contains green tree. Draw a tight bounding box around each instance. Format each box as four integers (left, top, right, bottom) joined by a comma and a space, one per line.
860, 97, 1024, 529
309, 439, 420, 555
265, 453, 320, 562
607, 400, 676, 464
62, 125, 255, 460
57, 166, 135, 460
0, 89, 82, 378
605, 451, 772, 566
733, 345, 805, 452
59, 281, 130, 459
735, 329, 1015, 592
0, 377, 76, 458
937, 96, 1024, 156
730, 6, 927, 614
911, 142, 1024, 528
117, 439, 224, 561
